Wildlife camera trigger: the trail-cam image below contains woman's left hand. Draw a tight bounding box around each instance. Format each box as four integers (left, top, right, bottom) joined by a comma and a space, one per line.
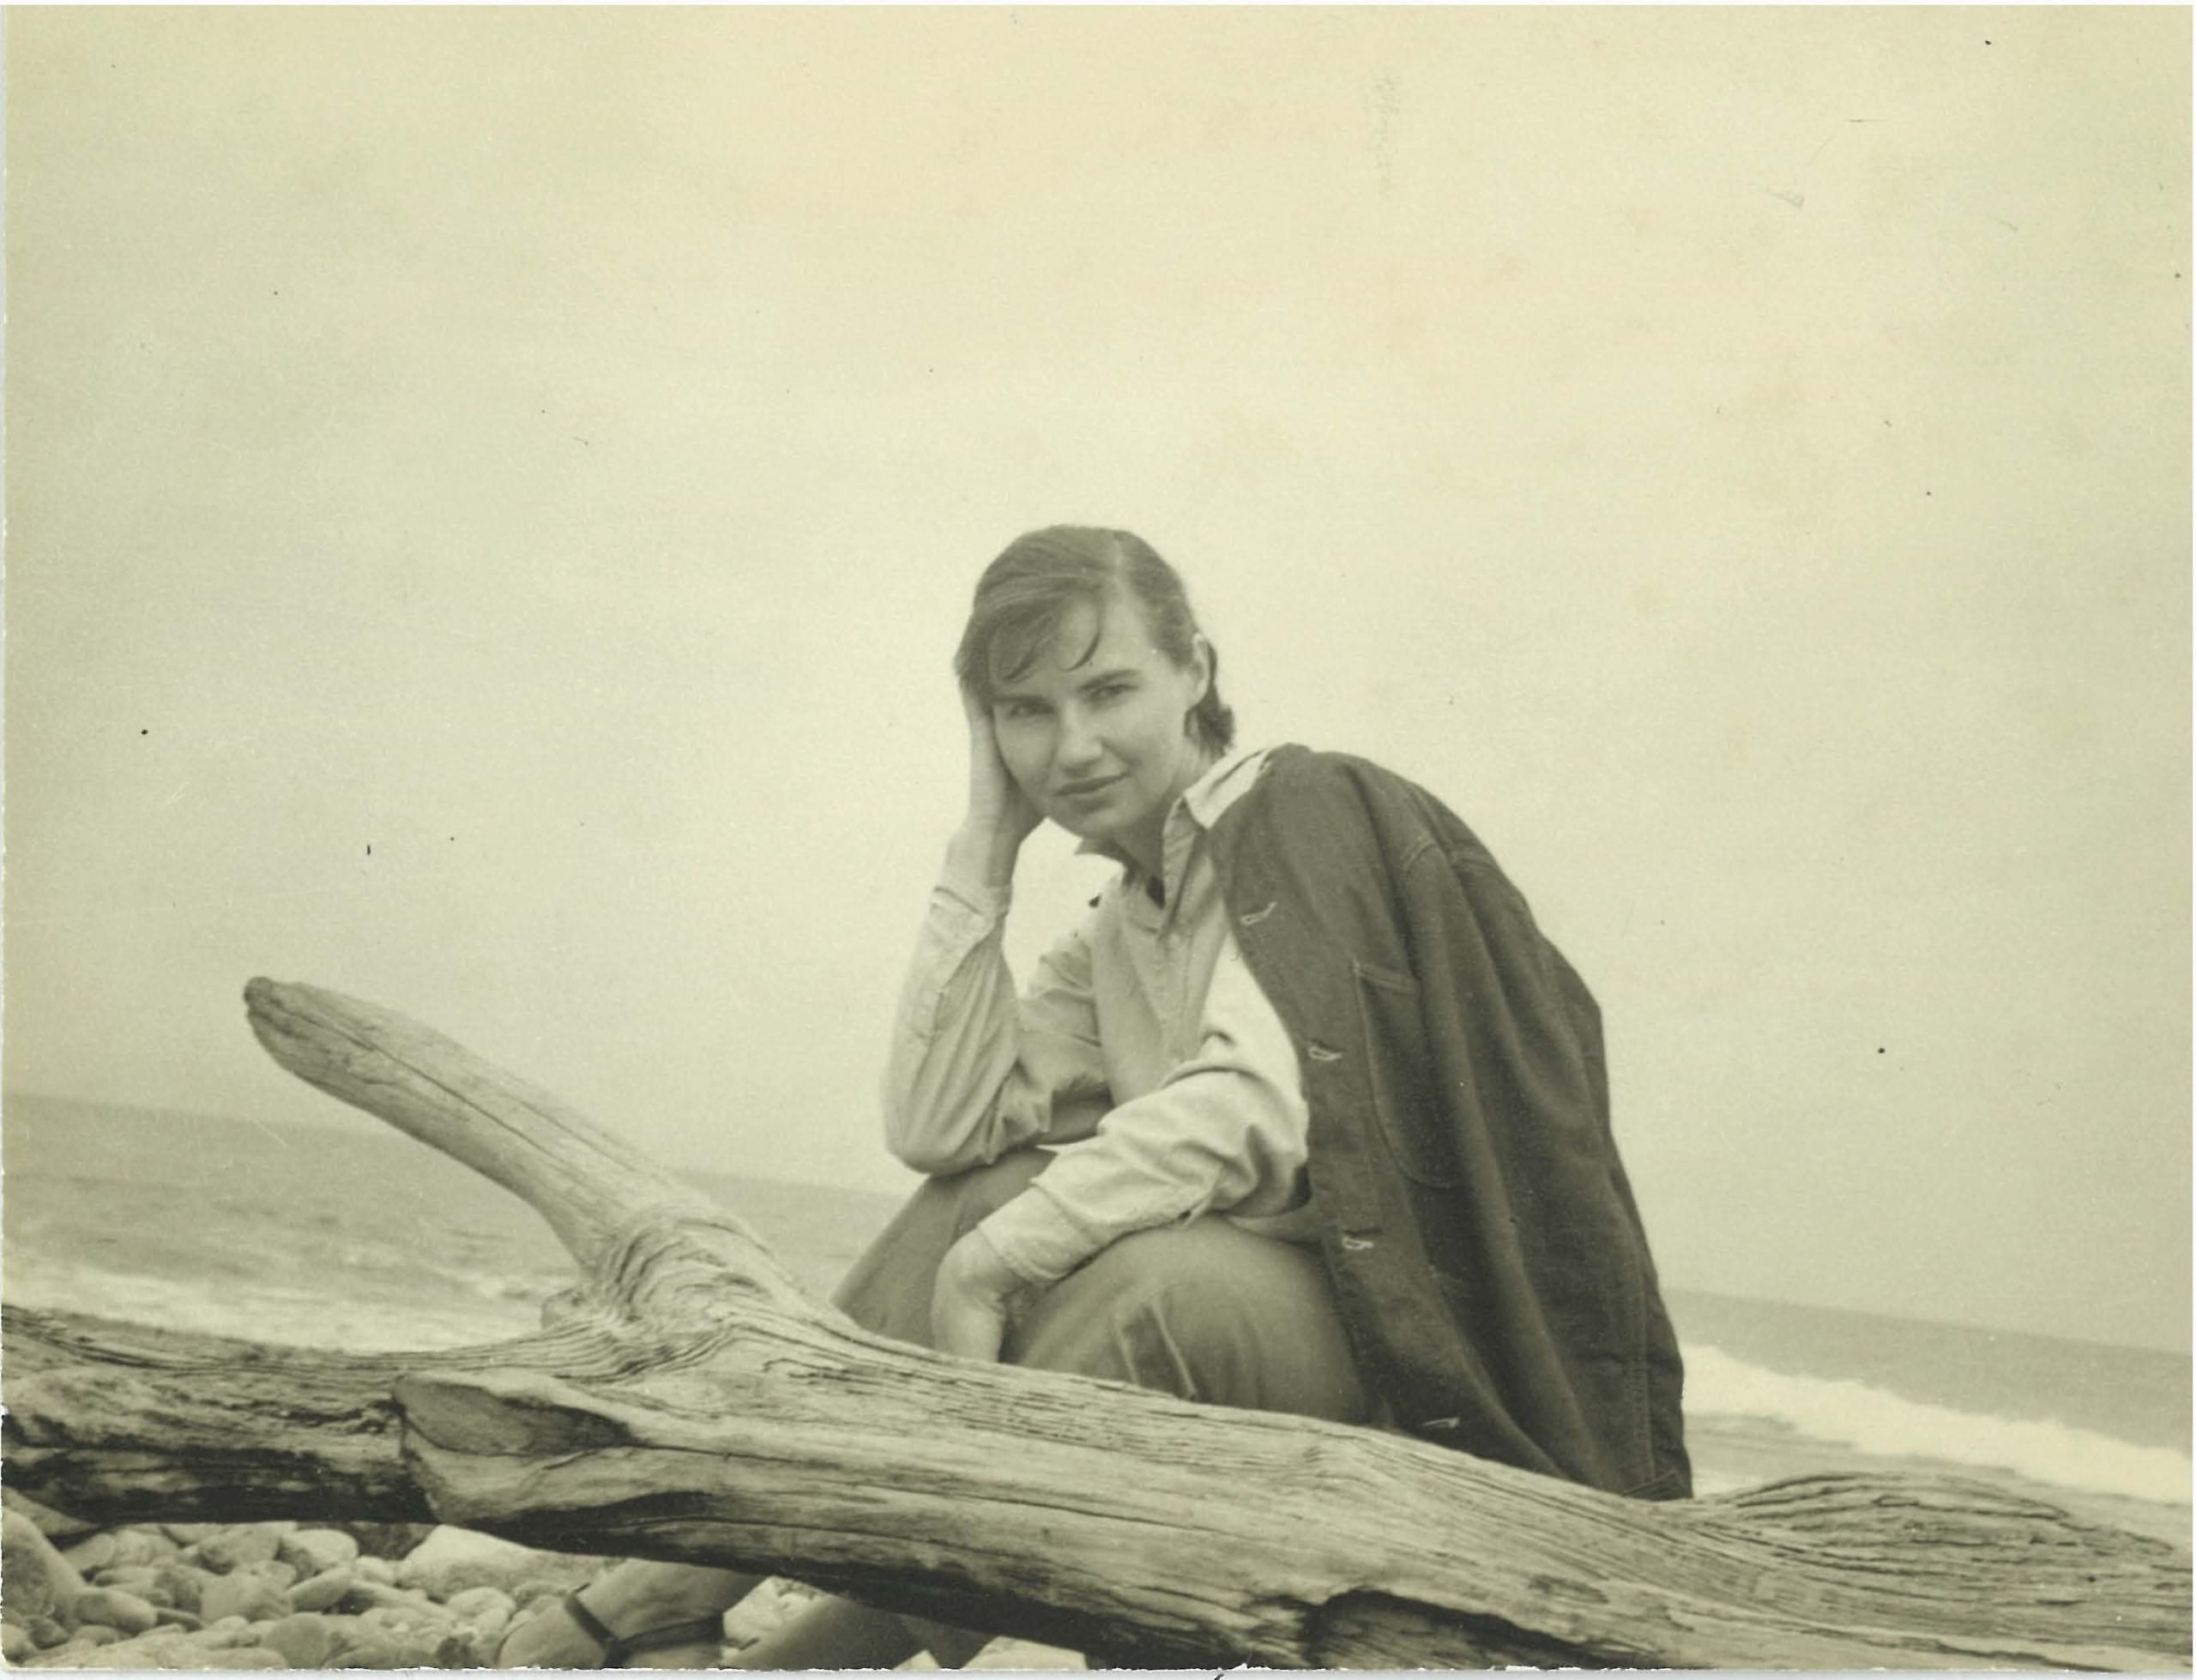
930, 1227, 1023, 1363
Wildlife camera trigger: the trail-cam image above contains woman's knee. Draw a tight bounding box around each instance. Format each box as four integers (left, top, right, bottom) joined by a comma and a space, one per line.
830, 1148, 1050, 1326
1009, 1223, 1371, 1424
912, 1147, 1052, 1234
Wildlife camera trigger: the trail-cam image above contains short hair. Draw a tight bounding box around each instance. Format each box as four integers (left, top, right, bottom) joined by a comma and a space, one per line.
954, 526, 1236, 757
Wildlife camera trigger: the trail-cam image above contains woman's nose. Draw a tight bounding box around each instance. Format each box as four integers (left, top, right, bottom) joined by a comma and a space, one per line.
1055, 706, 1102, 768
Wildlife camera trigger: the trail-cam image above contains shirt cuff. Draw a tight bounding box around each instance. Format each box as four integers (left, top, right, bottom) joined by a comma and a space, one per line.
936, 855, 1013, 920
973, 1181, 1111, 1287
894, 867, 1012, 1047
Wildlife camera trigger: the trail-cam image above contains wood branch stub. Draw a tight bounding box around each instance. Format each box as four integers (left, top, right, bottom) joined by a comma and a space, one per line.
240, 978, 811, 1326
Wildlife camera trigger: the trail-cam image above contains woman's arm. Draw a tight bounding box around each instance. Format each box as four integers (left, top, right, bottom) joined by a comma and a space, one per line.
881, 882, 1109, 1173
929, 928, 1311, 1358
881, 691, 1112, 1174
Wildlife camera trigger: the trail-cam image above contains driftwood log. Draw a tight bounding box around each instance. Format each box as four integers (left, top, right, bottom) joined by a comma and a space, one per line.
3, 978, 2188, 1669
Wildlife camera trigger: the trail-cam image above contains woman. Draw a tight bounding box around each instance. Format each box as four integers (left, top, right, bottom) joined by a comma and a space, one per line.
502, 526, 1689, 1669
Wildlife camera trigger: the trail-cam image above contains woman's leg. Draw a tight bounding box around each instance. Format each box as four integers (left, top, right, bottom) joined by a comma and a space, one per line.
741, 1153, 1052, 1668
1008, 1215, 1372, 1424
539, 1153, 1367, 1670
830, 1149, 1053, 1328
821, 1159, 1372, 1666
502, 1154, 1055, 1670
497, 1564, 760, 1668
728, 1597, 929, 1670
839, 1148, 1369, 1423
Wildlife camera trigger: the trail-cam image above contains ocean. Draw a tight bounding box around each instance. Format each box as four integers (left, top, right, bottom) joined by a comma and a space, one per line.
4, 1093, 2188, 1549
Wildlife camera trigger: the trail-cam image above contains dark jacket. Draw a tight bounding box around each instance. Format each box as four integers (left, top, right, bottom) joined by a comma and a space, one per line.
1206, 747, 1691, 1500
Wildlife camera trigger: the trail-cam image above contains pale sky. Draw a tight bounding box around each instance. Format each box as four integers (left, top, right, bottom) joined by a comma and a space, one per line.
7, 9, 2188, 1352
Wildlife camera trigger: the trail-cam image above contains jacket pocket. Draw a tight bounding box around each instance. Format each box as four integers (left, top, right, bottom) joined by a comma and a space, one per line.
1353, 960, 1461, 1189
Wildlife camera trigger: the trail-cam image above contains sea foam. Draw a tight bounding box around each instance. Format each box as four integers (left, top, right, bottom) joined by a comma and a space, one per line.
3, 1257, 539, 1353
1683, 1341, 2192, 1505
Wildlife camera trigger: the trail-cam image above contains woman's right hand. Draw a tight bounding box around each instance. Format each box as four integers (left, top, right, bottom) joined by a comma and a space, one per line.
953, 685, 1043, 886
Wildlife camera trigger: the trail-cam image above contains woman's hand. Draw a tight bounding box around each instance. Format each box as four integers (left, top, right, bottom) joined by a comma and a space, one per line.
951, 685, 1043, 888
930, 1226, 1024, 1363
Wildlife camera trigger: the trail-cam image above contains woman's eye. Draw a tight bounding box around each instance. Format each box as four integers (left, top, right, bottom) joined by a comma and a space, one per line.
1091, 683, 1131, 704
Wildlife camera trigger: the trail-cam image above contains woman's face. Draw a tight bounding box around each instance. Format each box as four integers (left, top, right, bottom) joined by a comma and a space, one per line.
988, 589, 1212, 866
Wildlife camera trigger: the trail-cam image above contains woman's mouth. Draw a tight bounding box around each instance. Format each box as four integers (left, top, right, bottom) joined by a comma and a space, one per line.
1055, 774, 1123, 803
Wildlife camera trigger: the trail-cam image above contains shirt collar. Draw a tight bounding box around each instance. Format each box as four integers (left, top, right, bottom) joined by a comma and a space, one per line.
1073, 744, 1275, 898
1179, 742, 1276, 831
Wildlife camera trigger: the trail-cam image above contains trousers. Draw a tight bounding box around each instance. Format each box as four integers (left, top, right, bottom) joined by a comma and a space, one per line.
832, 1147, 1372, 1424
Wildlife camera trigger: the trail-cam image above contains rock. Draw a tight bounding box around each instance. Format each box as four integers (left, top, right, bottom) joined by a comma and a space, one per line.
474, 1600, 516, 1637
151, 1607, 204, 1633
265, 1612, 446, 1672
393, 1525, 547, 1600
276, 1526, 359, 1579
724, 1577, 802, 1647
18, 1630, 176, 1669
511, 1573, 576, 1607
968, 1637, 1086, 1670
443, 1585, 516, 1622
197, 1571, 290, 1625
443, 1589, 513, 1657
345, 1578, 429, 1614
178, 1623, 274, 1655
59, 1533, 118, 1575
44, 1626, 285, 1671
108, 1527, 182, 1569
0, 1623, 33, 1664
27, 1614, 72, 1649
215, 1647, 292, 1669
389, 1524, 606, 1602
63, 1623, 126, 1650
329, 1629, 413, 1669
355, 1601, 457, 1642
262, 1616, 327, 1662
181, 1522, 286, 1575
331, 1519, 437, 1561
151, 1562, 216, 1613
2, 1507, 88, 1622
259, 1611, 344, 1668
67, 1586, 162, 1636
435, 1622, 501, 1667
352, 1554, 397, 1586
87, 1564, 162, 1598
161, 1524, 221, 1545
0, 1489, 97, 1545
284, 1564, 356, 1612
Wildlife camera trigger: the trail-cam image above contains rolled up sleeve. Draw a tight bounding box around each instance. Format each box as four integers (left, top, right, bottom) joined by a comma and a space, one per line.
882, 854, 1113, 1175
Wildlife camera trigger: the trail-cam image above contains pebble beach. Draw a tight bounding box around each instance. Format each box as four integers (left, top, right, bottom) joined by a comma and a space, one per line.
0, 1505, 1081, 1671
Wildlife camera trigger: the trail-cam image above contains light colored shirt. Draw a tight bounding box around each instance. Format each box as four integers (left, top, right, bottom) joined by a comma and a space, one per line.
883, 744, 1316, 1286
